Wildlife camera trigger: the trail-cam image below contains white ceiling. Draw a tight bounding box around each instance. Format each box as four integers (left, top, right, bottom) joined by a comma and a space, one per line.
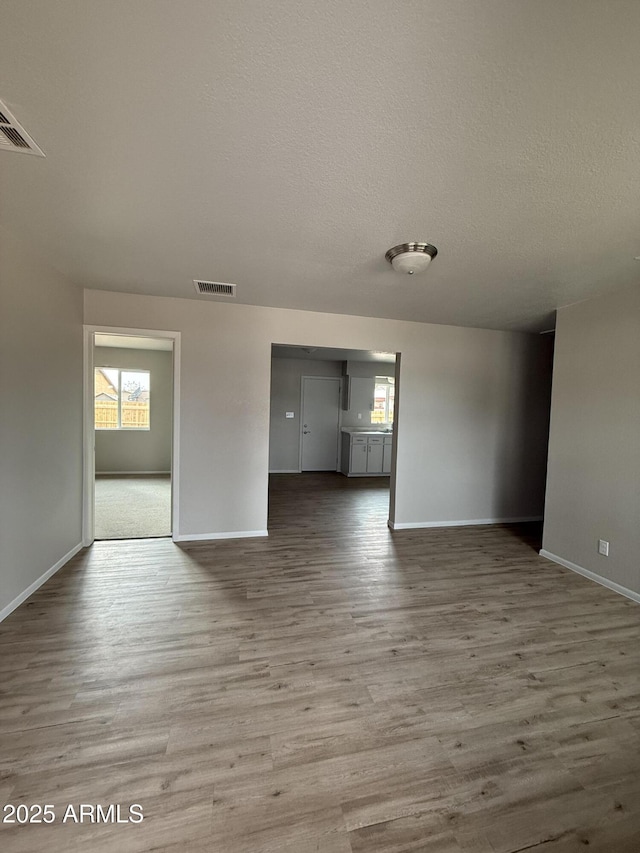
1, 1, 639, 333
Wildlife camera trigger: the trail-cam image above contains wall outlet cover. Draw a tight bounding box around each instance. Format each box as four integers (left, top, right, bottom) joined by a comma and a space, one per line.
598, 539, 610, 557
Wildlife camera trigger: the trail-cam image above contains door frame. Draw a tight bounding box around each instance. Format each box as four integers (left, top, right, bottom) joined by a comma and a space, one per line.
83, 325, 182, 546
299, 375, 342, 472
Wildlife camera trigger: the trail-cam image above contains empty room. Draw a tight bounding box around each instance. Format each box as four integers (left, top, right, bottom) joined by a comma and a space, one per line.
0, 2, 639, 852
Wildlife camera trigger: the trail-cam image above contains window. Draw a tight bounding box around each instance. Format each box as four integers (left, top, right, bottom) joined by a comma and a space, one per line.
95, 368, 150, 430
371, 376, 395, 424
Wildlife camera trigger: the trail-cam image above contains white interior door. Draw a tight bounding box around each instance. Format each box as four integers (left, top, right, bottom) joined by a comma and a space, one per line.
301, 377, 341, 471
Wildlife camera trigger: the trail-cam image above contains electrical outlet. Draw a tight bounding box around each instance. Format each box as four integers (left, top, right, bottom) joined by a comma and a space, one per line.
598, 539, 610, 557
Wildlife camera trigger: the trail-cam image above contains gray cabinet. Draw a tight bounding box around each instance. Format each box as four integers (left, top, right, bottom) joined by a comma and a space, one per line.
367, 436, 384, 472
350, 436, 368, 473
341, 432, 392, 477
382, 437, 393, 473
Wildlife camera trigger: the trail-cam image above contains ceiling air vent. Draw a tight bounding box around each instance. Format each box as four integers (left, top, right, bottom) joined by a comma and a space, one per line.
193, 280, 236, 297
0, 99, 45, 157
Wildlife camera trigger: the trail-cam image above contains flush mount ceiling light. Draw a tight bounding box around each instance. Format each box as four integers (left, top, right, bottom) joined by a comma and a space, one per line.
385, 242, 438, 275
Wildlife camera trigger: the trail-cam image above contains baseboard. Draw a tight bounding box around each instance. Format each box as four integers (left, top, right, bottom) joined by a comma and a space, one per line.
344, 472, 391, 478
0, 541, 84, 623
269, 469, 301, 474
389, 515, 543, 530
173, 529, 268, 543
96, 470, 171, 476
540, 549, 640, 605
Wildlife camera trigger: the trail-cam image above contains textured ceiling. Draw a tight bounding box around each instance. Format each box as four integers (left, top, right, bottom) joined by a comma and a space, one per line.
1, 0, 639, 332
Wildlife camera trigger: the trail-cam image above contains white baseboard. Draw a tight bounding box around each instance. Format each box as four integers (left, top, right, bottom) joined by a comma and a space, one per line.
269, 469, 301, 474
96, 470, 171, 475
540, 549, 640, 605
344, 472, 391, 478
389, 515, 543, 530
173, 529, 268, 543
0, 541, 84, 623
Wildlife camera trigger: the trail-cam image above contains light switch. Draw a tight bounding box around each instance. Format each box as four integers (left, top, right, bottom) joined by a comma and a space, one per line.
285, 412, 295, 419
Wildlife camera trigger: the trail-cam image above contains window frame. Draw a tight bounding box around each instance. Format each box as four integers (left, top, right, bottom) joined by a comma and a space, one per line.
94, 366, 151, 431
371, 376, 395, 425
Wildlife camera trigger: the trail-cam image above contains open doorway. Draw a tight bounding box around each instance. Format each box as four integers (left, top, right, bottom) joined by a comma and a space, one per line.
83, 327, 180, 545
268, 344, 398, 532
94, 334, 172, 539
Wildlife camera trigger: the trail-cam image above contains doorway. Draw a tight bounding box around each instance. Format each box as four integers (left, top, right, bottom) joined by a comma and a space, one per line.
83, 326, 181, 545
268, 344, 398, 531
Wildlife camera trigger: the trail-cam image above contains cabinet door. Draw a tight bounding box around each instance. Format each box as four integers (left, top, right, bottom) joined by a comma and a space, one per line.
382, 444, 392, 473
367, 442, 384, 472
350, 443, 368, 473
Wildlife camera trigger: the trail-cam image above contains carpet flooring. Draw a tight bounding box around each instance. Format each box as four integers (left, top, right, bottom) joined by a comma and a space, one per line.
94, 474, 171, 539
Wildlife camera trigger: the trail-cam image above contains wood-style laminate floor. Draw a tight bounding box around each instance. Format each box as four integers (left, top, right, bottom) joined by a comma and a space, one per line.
1, 473, 639, 852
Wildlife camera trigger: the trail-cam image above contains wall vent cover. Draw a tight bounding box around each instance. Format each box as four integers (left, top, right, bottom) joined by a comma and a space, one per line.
0, 99, 45, 156
193, 280, 236, 297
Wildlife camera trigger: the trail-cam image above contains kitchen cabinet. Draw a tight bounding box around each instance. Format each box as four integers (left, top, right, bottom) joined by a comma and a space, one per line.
382, 440, 392, 473
349, 436, 368, 473
340, 431, 392, 477
367, 436, 384, 471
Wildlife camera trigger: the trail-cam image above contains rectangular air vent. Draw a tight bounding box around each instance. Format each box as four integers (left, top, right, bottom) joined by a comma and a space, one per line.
193, 280, 236, 297
0, 99, 45, 157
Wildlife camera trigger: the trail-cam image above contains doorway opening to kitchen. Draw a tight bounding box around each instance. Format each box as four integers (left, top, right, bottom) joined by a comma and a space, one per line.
267, 344, 398, 534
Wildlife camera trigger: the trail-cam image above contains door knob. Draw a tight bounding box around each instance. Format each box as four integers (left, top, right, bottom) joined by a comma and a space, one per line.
303, 430, 311, 434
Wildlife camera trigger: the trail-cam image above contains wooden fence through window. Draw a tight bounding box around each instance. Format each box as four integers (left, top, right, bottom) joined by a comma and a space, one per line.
95, 400, 149, 429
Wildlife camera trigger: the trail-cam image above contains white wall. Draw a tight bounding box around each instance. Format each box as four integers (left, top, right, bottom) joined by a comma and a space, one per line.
95, 346, 172, 473
0, 226, 84, 619
269, 357, 342, 471
542, 283, 640, 597
84, 289, 553, 538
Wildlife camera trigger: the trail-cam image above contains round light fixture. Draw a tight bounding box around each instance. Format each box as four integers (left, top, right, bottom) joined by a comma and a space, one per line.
385, 242, 438, 275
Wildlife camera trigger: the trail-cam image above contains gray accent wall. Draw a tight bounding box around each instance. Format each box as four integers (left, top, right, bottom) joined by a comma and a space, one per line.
0, 225, 83, 617
269, 357, 342, 471
95, 346, 172, 473
543, 283, 640, 595
85, 289, 553, 538
268, 356, 399, 470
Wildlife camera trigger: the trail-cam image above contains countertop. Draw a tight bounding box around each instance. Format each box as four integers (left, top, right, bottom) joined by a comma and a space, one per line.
341, 428, 392, 435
